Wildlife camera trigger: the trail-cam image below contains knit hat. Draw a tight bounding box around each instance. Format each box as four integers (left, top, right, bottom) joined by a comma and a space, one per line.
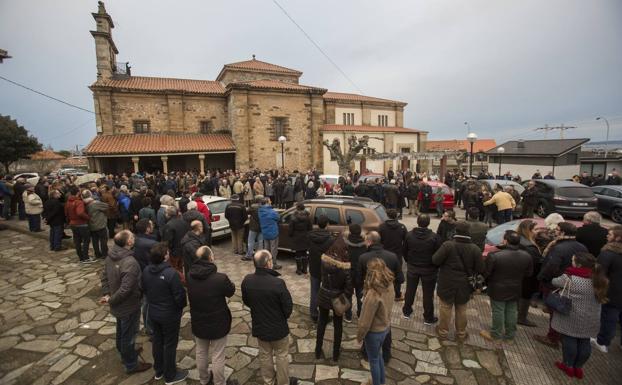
455, 221, 471, 236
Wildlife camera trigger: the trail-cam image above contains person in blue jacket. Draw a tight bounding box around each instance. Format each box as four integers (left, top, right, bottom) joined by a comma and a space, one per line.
258, 197, 281, 269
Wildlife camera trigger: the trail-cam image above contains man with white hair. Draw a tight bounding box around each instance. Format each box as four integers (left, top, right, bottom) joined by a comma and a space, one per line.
576, 211, 609, 256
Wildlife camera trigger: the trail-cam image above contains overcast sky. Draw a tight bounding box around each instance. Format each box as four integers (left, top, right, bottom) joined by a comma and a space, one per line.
1, 0, 621, 151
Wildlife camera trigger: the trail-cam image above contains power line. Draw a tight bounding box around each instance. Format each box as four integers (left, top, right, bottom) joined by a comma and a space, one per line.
0, 75, 94, 114
534, 124, 576, 139
270, 0, 363, 93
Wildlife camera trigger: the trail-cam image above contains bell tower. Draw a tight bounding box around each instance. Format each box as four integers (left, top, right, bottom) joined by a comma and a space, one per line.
90, 1, 118, 80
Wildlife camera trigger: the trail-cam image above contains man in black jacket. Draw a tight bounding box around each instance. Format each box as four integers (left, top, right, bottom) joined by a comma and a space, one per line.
358, 231, 400, 363
378, 209, 407, 300
142, 242, 187, 383
480, 230, 533, 343
406, 180, 420, 216
576, 211, 608, 256
344, 224, 366, 320
403, 214, 442, 324
162, 206, 190, 273
520, 180, 538, 218
224, 194, 247, 255
43, 189, 67, 251
133, 218, 158, 337
244, 196, 263, 262
307, 215, 335, 322
187, 246, 236, 385
242, 250, 297, 385
182, 201, 210, 245
180, 220, 209, 279
100, 230, 151, 374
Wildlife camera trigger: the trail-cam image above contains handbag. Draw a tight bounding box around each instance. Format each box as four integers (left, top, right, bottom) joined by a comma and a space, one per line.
545, 277, 572, 315
454, 243, 486, 293
331, 293, 351, 317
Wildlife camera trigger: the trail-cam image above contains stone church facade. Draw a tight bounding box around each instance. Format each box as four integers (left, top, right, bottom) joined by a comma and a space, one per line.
84, 2, 427, 175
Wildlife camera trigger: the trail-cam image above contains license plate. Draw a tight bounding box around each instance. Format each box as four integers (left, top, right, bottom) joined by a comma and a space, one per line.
572, 202, 588, 206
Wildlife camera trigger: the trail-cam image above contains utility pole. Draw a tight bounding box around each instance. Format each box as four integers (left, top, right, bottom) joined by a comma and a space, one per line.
534, 124, 576, 139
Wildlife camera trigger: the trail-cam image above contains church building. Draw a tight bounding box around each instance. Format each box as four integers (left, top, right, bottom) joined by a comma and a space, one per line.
84, 2, 427, 175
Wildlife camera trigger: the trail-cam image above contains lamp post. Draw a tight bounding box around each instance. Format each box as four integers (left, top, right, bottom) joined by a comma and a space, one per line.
278, 135, 287, 169
497, 146, 505, 179
467, 132, 477, 177
596, 117, 610, 157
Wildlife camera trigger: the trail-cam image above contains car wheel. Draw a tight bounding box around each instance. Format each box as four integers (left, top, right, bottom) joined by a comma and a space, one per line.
611, 207, 622, 224
536, 202, 548, 218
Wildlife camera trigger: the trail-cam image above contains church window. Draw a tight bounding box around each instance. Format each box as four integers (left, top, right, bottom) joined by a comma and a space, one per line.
133, 120, 150, 133
362, 148, 376, 156
272, 117, 288, 140
378, 114, 388, 126
200, 120, 213, 134
342, 112, 355, 125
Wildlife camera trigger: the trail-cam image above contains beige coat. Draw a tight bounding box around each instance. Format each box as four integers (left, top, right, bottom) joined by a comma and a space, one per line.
356, 284, 395, 342
23, 191, 43, 215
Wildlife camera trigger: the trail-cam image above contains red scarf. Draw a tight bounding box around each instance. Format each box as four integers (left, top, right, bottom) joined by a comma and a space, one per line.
564, 266, 592, 278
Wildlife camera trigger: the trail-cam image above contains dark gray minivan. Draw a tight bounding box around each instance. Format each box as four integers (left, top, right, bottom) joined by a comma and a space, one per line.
522, 179, 597, 218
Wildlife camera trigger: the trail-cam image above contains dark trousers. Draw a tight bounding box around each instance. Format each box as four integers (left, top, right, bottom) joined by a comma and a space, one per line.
497, 209, 512, 224
435, 202, 444, 217
27, 214, 41, 231
18, 201, 26, 220
310, 276, 320, 319
316, 307, 343, 357
597, 303, 622, 347
521, 204, 535, 218
141, 297, 153, 335
403, 269, 437, 321
107, 218, 117, 239
115, 310, 140, 372
71, 225, 91, 261
91, 228, 109, 258
2, 195, 11, 219
561, 334, 591, 369
151, 316, 181, 382
49, 224, 63, 250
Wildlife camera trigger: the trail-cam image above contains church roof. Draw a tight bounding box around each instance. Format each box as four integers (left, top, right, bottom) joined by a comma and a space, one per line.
84, 133, 235, 155
323, 124, 425, 134
323, 91, 407, 106
90, 76, 226, 95
29, 150, 65, 160
217, 58, 303, 80
426, 139, 497, 153
226, 79, 326, 94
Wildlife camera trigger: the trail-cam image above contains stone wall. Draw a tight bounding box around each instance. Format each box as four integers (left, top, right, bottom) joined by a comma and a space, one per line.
219, 70, 299, 85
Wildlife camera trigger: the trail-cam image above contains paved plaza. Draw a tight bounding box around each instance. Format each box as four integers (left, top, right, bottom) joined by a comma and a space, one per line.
0, 215, 621, 385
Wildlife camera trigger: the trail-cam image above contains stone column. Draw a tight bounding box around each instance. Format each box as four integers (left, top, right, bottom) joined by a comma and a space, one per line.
131, 157, 140, 174
161, 156, 168, 174
198, 154, 205, 175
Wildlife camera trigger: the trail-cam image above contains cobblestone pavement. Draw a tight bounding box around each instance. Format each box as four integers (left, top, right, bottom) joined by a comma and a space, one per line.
1, 216, 621, 385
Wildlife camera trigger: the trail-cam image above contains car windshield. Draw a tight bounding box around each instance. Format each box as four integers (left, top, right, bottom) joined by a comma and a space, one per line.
486, 220, 522, 245
207, 200, 230, 214
557, 187, 594, 198
374, 205, 388, 221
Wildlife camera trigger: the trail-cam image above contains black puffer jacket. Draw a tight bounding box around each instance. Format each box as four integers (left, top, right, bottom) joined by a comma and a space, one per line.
518, 236, 542, 298
598, 241, 622, 307
308, 229, 335, 279
576, 223, 608, 257
181, 231, 208, 277
318, 254, 353, 310
187, 259, 235, 340
432, 236, 484, 305
133, 233, 158, 272
224, 201, 247, 230
538, 238, 588, 285
358, 244, 402, 285
437, 219, 456, 243
289, 210, 312, 251
182, 209, 209, 235
485, 245, 533, 301
163, 217, 190, 257
404, 227, 442, 270
379, 219, 407, 258
345, 233, 367, 289
142, 261, 187, 322
249, 203, 262, 232
242, 268, 293, 342
467, 219, 488, 251
43, 197, 65, 227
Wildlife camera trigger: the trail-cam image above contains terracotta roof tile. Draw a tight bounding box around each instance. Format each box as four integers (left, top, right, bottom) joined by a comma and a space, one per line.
221, 59, 302, 76
91, 76, 226, 95
323, 91, 407, 106
323, 124, 425, 134
227, 79, 326, 93
30, 150, 65, 160
84, 134, 235, 155
426, 139, 497, 153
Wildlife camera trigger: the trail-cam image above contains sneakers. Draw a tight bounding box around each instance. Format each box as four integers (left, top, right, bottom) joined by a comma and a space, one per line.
127, 362, 152, 374
590, 338, 608, 353
402, 312, 412, 320
344, 316, 352, 323
424, 317, 438, 325
154, 373, 163, 380
575, 367, 584, 379
80, 258, 96, 264
165, 369, 189, 385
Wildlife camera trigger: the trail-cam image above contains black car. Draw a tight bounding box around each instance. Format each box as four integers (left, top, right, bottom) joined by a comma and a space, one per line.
521, 179, 597, 218
591, 185, 622, 223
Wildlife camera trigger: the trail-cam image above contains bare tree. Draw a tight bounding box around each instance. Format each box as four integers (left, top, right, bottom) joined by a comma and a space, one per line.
322, 135, 370, 175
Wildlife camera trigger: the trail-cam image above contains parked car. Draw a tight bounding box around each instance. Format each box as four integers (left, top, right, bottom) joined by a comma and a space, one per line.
278, 196, 387, 252
426, 181, 455, 211
14, 173, 39, 186
356, 173, 385, 185
319, 174, 344, 188
199, 195, 232, 240
56, 168, 85, 177
591, 185, 622, 223
521, 179, 597, 218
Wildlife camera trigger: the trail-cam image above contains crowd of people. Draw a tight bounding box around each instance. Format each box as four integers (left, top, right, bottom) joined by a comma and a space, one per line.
1, 166, 621, 385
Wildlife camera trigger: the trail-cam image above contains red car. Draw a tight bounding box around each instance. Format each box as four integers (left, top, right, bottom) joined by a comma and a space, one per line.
426, 181, 455, 211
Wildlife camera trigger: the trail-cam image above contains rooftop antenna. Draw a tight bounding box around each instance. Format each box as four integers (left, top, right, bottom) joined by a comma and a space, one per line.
534, 124, 576, 139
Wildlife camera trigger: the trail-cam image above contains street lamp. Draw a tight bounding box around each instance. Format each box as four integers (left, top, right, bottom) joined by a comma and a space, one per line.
466, 132, 477, 177
596, 117, 610, 158
497, 146, 505, 179
278, 135, 287, 169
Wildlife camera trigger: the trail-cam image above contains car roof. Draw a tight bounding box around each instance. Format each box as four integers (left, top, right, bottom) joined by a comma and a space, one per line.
593, 185, 622, 191
530, 179, 588, 188
200, 195, 229, 203
303, 197, 380, 209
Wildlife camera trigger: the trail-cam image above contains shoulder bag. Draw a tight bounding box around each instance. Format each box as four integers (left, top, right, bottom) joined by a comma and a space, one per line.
454, 243, 486, 293
544, 276, 572, 315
